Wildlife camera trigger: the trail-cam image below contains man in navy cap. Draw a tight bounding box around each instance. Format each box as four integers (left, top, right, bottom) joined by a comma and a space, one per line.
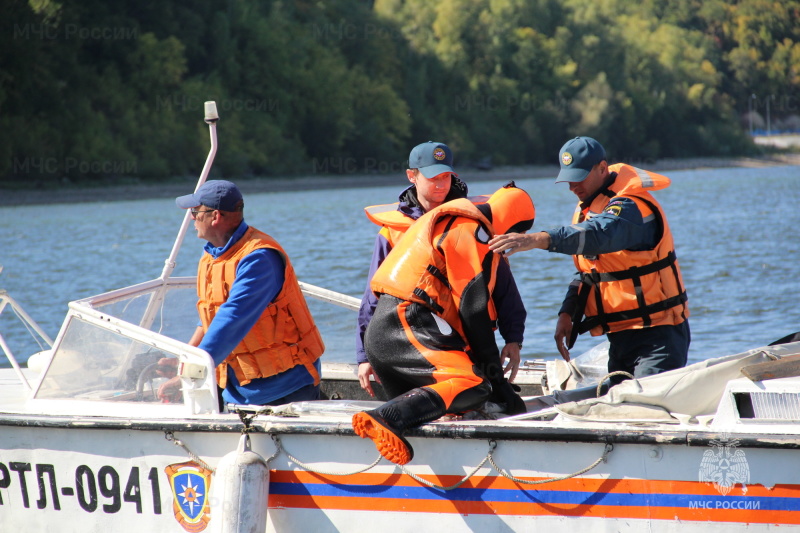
356, 142, 527, 397
353, 183, 535, 465
489, 137, 690, 388
157, 180, 325, 407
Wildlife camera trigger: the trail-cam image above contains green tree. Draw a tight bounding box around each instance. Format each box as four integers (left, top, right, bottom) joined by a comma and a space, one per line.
2, 0, 791, 186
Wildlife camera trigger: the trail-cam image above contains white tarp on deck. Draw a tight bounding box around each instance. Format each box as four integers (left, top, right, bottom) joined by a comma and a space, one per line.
554, 342, 800, 423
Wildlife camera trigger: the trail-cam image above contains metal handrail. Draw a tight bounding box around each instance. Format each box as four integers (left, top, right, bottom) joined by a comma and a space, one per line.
0, 288, 54, 391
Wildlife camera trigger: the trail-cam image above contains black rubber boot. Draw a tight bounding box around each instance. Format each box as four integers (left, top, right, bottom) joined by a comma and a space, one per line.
352, 387, 446, 465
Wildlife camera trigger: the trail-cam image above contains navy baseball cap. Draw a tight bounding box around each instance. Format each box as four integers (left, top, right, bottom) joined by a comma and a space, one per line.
408, 141, 457, 179
176, 180, 243, 211
555, 137, 606, 183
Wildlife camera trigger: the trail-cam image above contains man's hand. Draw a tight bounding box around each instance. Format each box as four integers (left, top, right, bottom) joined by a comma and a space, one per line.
155, 328, 202, 404
490, 379, 526, 415
488, 232, 550, 257
554, 313, 573, 361
157, 375, 182, 403
358, 362, 380, 398
499, 342, 522, 382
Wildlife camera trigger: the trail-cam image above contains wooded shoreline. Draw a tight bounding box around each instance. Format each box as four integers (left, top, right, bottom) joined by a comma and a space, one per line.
5, 1, 799, 185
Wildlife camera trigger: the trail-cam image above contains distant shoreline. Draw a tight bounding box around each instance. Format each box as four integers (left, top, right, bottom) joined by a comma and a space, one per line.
2, 153, 799, 207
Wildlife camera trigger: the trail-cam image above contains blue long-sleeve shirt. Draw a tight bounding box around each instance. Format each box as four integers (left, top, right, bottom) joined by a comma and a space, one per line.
356, 184, 527, 363
545, 195, 657, 317
198, 222, 318, 405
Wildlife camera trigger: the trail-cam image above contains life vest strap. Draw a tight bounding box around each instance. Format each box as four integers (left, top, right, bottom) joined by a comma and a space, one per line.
412, 288, 445, 314
579, 251, 680, 333
591, 269, 607, 333
435, 215, 459, 250
632, 271, 650, 328
578, 291, 688, 334
581, 251, 677, 284
426, 264, 451, 289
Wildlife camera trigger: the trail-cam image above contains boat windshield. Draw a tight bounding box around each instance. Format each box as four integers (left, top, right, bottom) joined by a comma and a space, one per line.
32, 278, 217, 413
36, 319, 178, 402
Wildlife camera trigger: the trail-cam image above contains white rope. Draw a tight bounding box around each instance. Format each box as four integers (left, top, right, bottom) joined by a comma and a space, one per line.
164, 428, 613, 491
165, 431, 216, 473
489, 442, 613, 485
274, 437, 612, 490
274, 434, 383, 475
275, 434, 490, 490
597, 371, 635, 397
399, 444, 494, 491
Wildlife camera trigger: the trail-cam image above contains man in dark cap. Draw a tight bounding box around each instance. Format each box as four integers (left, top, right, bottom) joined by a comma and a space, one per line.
356, 141, 527, 398
490, 137, 690, 389
157, 180, 325, 406
353, 183, 534, 465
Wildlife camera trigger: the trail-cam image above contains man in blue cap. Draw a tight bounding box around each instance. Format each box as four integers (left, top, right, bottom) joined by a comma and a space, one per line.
157, 180, 325, 407
489, 137, 690, 388
353, 183, 535, 465
356, 142, 527, 397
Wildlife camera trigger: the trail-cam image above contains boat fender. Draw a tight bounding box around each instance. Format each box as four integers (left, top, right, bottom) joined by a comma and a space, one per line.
209, 434, 270, 533
26, 350, 53, 374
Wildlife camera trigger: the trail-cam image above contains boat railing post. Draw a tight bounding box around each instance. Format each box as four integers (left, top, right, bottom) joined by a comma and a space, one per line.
0, 288, 54, 390
159, 101, 219, 283
135, 103, 219, 336
298, 281, 361, 311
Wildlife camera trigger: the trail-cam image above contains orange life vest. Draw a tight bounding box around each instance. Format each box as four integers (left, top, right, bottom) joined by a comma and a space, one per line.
573, 164, 689, 336
370, 199, 499, 340
364, 205, 414, 248
364, 195, 491, 247
197, 226, 325, 388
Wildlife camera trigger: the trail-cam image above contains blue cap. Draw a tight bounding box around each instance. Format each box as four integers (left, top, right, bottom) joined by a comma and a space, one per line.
176, 180, 243, 211
408, 141, 457, 179
555, 137, 606, 183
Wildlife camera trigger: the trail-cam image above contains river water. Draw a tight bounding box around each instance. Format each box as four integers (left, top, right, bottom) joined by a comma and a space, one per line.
1, 165, 799, 367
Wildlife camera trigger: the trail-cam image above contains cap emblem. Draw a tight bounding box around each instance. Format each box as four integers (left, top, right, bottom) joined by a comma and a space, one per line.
433, 148, 446, 161
562, 152, 573, 166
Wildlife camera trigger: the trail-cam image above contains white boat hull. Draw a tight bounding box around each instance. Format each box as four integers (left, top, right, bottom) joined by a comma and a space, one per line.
2, 405, 798, 532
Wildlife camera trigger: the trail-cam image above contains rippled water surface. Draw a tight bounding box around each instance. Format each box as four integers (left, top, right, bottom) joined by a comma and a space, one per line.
2, 165, 799, 366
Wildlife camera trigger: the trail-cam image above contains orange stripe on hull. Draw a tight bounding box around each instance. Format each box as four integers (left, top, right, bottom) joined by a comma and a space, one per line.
268, 470, 800, 524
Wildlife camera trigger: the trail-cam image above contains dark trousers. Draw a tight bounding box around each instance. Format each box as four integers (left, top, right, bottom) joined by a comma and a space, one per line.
607, 321, 691, 385
265, 383, 320, 406
218, 382, 320, 410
